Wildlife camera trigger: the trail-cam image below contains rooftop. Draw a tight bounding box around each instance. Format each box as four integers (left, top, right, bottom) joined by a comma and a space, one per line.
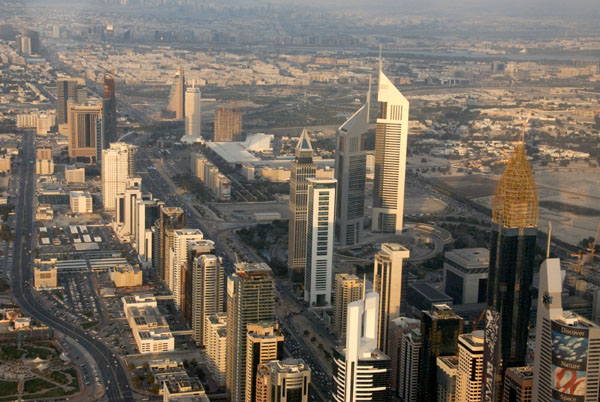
410, 282, 453, 302
444, 248, 489, 268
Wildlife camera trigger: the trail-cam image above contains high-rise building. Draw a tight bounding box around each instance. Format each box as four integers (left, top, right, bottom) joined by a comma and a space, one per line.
101, 142, 137, 212
167, 67, 185, 120
443, 248, 489, 304
57, 78, 85, 126
214, 106, 243, 142
190, 253, 224, 346
503, 366, 533, 402
135, 199, 163, 267
483, 141, 538, 402
245, 322, 284, 402
184, 240, 216, 323
226, 262, 275, 402
335, 87, 369, 246
288, 129, 316, 278
114, 177, 142, 242
183, 86, 202, 144
154, 207, 185, 282
102, 74, 117, 149
372, 65, 409, 234
373, 243, 410, 354
255, 359, 311, 402
437, 355, 458, 402
205, 313, 227, 388
333, 273, 364, 339
398, 327, 421, 402
418, 304, 463, 402
67, 102, 102, 163
332, 292, 391, 402
532, 257, 600, 401
170, 228, 204, 309
304, 177, 336, 307
455, 331, 484, 402
388, 316, 420, 396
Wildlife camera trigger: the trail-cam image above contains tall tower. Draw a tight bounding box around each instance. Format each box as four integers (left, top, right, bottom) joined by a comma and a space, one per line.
192, 253, 224, 346
455, 331, 484, 402
335, 85, 369, 246
56, 78, 80, 125
101, 142, 137, 212
154, 207, 185, 282
244, 322, 284, 402
373, 243, 410, 354
67, 102, 103, 163
170, 228, 204, 309
332, 292, 391, 402
333, 273, 364, 339
483, 140, 538, 402
214, 106, 243, 142
167, 67, 185, 120
183, 86, 202, 143
372, 64, 409, 234
304, 178, 336, 307
255, 359, 311, 402
398, 326, 421, 402
226, 262, 275, 402
102, 73, 117, 149
287, 129, 316, 278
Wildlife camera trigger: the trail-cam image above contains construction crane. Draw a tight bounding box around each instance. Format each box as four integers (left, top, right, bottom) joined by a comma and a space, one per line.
569, 250, 584, 274
583, 223, 600, 264
471, 309, 487, 331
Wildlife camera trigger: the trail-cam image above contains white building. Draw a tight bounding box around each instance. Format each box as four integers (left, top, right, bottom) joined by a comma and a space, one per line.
304, 178, 336, 307
36, 158, 54, 175
170, 228, 204, 309
114, 177, 143, 242
443, 248, 489, 304
456, 331, 484, 402
192, 253, 224, 346
372, 65, 409, 234
135, 199, 163, 267
332, 292, 391, 402
65, 166, 85, 183
398, 327, 421, 402
70, 191, 93, 214
182, 86, 202, 144
205, 313, 227, 388
101, 142, 137, 212
122, 294, 175, 354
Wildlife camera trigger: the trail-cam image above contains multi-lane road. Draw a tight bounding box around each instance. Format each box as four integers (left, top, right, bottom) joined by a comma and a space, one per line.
11, 132, 134, 402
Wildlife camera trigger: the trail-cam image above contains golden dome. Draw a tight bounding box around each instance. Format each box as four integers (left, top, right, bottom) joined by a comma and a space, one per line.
492, 142, 538, 228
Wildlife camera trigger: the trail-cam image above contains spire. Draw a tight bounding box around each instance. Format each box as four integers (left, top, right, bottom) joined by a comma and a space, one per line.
296, 129, 313, 151
378, 44, 383, 74
366, 74, 372, 123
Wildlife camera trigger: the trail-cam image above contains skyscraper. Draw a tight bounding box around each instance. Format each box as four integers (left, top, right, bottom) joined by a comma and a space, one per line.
389, 316, 421, 396
455, 331, 484, 402
244, 322, 284, 402
114, 177, 142, 242
333, 273, 364, 339
373, 243, 410, 354
154, 207, 185, 282
205, 313, 227, 388
101, 142, 137, 212
67, 102, 103, 163
335, 87, 369, 246
102, 74, 117, 149
183, 86, 202, 143
214, 106, 243, 142
167, 67, 185, 120
135, 198, 163, 267
170, 229, 204, 309
418, 303, 463, 402
483, 141, 538, 402
372, 65, 409, 234
437, 355, 458, 402
532, 257, 600, 401
56, 78, 82, 125
287, 129, 316, 278
332, 292, 391, 402
304, 177, 336, 307
226, 262, 275, 402
184, 240, 216, 323
503, 366, 533, 402
398, 327, 421, 402
255, 359, 311, 402
191, 253, 224, 346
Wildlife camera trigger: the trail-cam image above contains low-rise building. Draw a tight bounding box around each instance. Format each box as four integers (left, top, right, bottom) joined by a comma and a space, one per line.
109, 265, 142, 287
36, 158, 54, 175
123, 294, 175, 354
0, 157, 10, 173
70, 191, 93, 214
35, 204, 53, 221
34, 263, 57, 289
163, 376, 210, 401
65, 166, 85, 183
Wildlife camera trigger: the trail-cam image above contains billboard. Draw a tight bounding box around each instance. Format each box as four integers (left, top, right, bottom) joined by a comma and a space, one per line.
551, 321, 588, 402
482, 309, 500, 402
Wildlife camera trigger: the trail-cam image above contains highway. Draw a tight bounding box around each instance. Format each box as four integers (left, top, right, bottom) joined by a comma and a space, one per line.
10, 132, 134, 402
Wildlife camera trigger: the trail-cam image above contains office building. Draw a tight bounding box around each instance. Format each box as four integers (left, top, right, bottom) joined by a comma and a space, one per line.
304, 178, 336, 307
332, 292, 391, 402
36, 112, 56, 135
214, 106, 243, 142
483, 141, 538, 401
154, 207, 185, 282
70, 191, 93, 214
503, 366, 533, 402
35, 158, 54, 175
443, 248, 489, 305
205, 313, 227, 388
373, 243, 410, 354
36, 148, 52, 160
114, 178, 143, 242
532, 257, 600, 401
65, 166, 85, 183
101, 142, 137, 212
34, 263, 57, 289
255, 359, 311, 402
183, 240, 216, 323
67, 102, 102, 163
456, 331, 484, 402
122, 294, 174, 354
437, 356, 458, 402
388, 316, 420, 395
170, 228, 204, 309
333, 273, 364, 339
190, 153, 232, 201
135, 199, 163, 267
335, 88, 369, 246
163, 376, 210, 402
245, 322, 284, 402
287, 129, 316, 278
167, 67, 185, 120
372, 65, 409, 234
109, 265, 142, 288
56, 77, 85, 125
191, 254, 224, 345
226, 262, 275, 402
398, 327, 421, 402
183, 86, 202, 144
0, 157, 9, 173
102, 74, 117, 149
407, 282, 453, 317
418, 304, 463, 402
